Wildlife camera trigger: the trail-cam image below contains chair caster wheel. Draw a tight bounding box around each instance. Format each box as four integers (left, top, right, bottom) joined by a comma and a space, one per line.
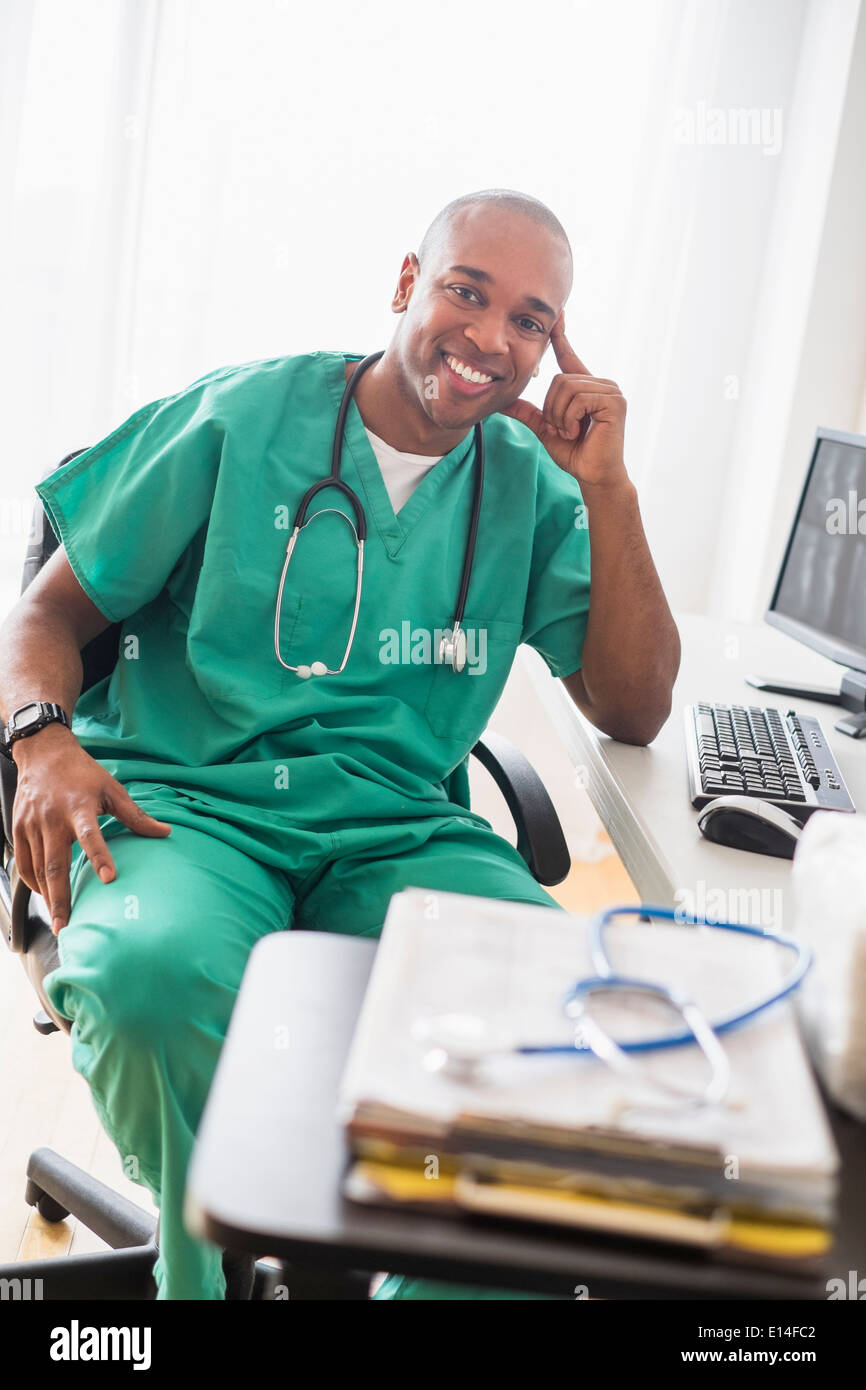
37, 1194, 70, 1222
25, 1179, 69, 1222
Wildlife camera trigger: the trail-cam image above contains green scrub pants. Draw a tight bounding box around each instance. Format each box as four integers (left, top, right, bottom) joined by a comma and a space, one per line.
43, 812, 566, 1301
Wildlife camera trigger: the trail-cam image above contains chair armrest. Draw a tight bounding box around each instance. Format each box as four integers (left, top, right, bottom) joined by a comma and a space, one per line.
470, 731, 570, 886
0, 856, 34, 955
1, 757, 38, 953
0, 853, 69, 1031
1, 751, 17, 858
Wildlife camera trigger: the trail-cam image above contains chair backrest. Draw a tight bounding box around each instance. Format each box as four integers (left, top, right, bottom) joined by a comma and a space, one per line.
23, 450, 123, 696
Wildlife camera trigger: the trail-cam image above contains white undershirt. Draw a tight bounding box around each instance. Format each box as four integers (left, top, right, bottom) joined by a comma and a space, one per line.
363, 427, 444, 515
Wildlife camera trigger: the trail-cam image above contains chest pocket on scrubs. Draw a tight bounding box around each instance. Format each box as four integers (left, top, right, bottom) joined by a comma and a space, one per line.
272, 590, 306, 677
270, 505, 359, 693
422, 615, 522, 745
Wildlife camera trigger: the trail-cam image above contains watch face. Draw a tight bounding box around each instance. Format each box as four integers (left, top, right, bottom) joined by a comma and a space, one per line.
13, 702, 41, 730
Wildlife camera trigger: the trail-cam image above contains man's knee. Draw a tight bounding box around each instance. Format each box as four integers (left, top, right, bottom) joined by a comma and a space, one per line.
46, 914, 225, 1046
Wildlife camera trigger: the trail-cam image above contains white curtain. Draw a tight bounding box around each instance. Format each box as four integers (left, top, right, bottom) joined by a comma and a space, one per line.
1, 0, 863, 622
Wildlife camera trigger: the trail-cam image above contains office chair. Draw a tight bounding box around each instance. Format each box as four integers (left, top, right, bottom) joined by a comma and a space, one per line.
0, 448, 571, 1300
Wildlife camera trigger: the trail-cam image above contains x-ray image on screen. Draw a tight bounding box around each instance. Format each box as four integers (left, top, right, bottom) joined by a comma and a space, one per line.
773, 437, 866, 661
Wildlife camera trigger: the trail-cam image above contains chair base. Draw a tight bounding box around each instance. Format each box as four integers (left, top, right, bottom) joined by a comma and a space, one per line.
0, 1147, 279, 1300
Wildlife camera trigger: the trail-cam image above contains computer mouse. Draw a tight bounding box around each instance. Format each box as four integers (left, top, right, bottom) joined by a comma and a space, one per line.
696, 795, 805, 859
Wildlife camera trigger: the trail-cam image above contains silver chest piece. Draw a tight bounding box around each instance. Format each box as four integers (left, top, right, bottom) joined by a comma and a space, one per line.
439, 624, 467, 673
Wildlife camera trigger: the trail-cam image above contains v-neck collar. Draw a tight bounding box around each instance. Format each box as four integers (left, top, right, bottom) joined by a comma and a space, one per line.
319, 349, 476, 559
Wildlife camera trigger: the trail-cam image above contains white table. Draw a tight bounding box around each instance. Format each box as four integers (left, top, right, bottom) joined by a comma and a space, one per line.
523, 611, 864, 927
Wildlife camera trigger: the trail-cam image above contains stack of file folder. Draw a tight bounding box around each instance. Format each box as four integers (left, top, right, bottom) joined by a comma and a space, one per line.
337, 889, 839, 1270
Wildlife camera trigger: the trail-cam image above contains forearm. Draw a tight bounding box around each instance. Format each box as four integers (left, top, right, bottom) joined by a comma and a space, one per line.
576, 477, 680, 735
0, 600, 84, 764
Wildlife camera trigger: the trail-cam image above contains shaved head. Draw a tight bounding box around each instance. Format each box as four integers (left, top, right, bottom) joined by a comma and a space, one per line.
417, 188, 573, 294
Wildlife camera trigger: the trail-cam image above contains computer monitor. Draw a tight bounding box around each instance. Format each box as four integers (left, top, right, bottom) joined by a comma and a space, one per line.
766, 426, 866, 674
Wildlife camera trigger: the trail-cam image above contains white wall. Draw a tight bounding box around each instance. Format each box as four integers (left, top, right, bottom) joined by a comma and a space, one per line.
708, 0, 866, 622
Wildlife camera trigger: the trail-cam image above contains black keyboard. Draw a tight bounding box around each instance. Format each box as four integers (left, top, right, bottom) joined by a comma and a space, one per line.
684, 702, 855, 819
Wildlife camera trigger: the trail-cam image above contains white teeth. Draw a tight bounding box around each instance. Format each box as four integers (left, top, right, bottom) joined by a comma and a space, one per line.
446, 355, 493, 384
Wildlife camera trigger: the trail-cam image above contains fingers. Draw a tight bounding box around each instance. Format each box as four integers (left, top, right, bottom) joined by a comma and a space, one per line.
73, 819, 118, 887
562, 394, 594, 441
12, 779, 174, 939
501, 397, 571, 453
109, 785, 173, 838
12, 822, 38, 896
561, 405, 593, 446
16, 816, 105, 935
24, 824, 69, 934
543, 377, 622, 436
549, 317, 621, 387
40, 798, 172, 935
27, 826, 49, 905
504, 376, 625, 454
550, 312, 590, 376
41, 836, 72, 935
500, 397, 545, 434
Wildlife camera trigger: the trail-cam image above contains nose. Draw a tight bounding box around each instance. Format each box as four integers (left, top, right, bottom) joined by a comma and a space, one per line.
462, 313, 510, 364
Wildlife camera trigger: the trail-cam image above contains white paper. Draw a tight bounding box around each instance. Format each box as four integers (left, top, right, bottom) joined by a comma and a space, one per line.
337, 888, 839, 1189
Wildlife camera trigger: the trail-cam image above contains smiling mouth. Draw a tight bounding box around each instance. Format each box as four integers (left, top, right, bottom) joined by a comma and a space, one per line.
440, 352, 500, 395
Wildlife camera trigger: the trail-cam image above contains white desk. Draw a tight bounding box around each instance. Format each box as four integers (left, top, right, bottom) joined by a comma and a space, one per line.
524, 612, 864, 927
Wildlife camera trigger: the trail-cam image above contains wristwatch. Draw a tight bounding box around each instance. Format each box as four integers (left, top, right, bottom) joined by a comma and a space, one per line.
0, 701, 71, 760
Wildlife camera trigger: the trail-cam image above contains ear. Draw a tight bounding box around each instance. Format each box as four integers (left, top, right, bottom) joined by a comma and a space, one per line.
392, 252, 419, 312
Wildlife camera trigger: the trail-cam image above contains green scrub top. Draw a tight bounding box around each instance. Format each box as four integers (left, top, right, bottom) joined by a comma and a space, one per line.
33, 350, 591, 868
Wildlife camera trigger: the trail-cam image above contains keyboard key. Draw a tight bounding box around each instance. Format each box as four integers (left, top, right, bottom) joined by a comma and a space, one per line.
696, 713, 716, 741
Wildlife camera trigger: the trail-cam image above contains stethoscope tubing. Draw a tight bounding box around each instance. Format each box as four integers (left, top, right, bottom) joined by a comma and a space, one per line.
276, 349, 485, 675
531, 903, 813, 1057
415, 907, 811, 1113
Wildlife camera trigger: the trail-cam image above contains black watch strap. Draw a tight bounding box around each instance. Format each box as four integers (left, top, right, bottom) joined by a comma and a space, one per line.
1, 701, 71, 759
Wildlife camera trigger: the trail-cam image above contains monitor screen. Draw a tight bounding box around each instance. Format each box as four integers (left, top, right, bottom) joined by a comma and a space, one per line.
769, 430, 866, 671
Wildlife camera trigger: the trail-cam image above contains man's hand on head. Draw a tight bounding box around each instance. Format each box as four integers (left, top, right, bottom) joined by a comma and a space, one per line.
501, 313, 628, 490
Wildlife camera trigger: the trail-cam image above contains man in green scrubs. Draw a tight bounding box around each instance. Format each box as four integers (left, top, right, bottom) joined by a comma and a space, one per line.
10, 189, 679, 1299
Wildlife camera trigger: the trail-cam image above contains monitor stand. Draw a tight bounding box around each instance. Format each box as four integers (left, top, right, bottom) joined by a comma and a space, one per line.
745, 669, 866, 738
745, 675, 841, 705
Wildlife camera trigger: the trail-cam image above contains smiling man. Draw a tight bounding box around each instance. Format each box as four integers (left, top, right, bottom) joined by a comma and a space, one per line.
0, 187, 679, 1303
348, 191, 680, 744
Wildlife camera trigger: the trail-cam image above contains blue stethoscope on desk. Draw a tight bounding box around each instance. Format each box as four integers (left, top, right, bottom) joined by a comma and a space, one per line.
415, 905, 812, 1111
274, 349, 485, 678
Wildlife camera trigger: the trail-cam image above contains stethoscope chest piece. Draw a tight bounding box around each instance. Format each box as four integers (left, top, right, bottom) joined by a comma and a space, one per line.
439, 625, 468, 673
411, 1012, 514, 1081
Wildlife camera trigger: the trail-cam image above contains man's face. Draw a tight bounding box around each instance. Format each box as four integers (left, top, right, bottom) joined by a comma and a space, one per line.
391, 207, 572, 431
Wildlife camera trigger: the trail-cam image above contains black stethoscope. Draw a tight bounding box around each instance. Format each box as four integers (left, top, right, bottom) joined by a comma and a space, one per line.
274, 349, 485, 678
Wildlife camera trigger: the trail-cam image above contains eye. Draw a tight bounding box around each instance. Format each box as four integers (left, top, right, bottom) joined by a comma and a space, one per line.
449, 286, 544, 335
450, 285, 481, 303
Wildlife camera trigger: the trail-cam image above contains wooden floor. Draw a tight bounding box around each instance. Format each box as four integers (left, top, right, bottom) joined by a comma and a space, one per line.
0, 835, 638, 1274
